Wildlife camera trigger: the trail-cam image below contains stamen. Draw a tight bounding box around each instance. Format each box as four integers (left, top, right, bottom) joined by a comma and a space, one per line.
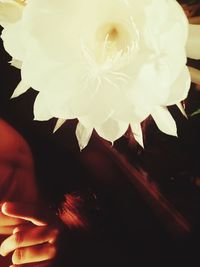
15, 0, 26, 6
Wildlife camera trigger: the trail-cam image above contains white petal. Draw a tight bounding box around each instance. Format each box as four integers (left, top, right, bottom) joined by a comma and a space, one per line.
176, 102, 187, 119
9, 58, 22, 69
131, 61, 171, 107
95, 118, 129, 142
33, 92, 52, 121
53, 119, 66, 133
165, 66, 191, 106
1, 21, 24, 60
130, 123, 144, 148
151, 106, 177, 137
75, 122, 93, 150
11, 80, 30, 98
0, 1, 23, 24
186, 24, 200, 60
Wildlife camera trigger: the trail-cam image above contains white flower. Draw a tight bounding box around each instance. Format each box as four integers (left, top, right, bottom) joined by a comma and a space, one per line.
0, 0, 192, 149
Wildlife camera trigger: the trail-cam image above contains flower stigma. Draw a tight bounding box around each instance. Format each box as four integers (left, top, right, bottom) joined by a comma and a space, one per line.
96, 22, 134, 63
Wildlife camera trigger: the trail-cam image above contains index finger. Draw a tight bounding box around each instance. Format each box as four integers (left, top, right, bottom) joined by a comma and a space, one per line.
0, 204, 23, 227
2, 203, 47, 226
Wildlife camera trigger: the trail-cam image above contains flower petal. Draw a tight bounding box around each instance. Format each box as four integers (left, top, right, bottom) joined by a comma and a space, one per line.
186, 24, 200, 60
33, 92, 52, 121
165, 66, 191, 106
9, 58, 22, 69
151, 106, 177, 137
53, 119, 66, 133
95, 119, 129, 142
1, 20, 24, 60
11, 80, 30, 98
130, 122, 144, 148
176, 102, 187, 118
76, 122, 93, 150
0, 1, 23, 25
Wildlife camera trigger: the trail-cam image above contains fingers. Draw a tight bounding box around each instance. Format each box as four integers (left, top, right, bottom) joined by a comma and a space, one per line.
0, 225, 59, 256
12, 243, 57, 265
0, 203, 24, 235
2, 202, 47, 226
0, 206, 23, 227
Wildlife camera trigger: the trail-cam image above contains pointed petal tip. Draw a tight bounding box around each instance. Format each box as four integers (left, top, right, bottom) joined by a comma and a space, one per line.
130, 123, 144, 148
10, 81, 30, 99
9, 58, 22, 69
134, 134, 144, 148
79, 144, 86, 151
173, 131, 178, 138
177, 103, 188, 119
10, 92, 17, 99
53, 118, 66, 133
152, 107, 178, 137
76, 122, 93, 151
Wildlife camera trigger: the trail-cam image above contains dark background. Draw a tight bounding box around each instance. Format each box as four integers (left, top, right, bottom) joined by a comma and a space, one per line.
1, 2, 200, 266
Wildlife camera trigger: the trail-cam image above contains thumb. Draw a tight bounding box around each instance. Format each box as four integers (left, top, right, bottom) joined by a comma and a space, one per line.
1, 202, 47, 226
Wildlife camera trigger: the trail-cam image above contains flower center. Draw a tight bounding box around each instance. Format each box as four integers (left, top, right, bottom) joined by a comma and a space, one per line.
95, 22, 132, 62
15, 0, 26, 6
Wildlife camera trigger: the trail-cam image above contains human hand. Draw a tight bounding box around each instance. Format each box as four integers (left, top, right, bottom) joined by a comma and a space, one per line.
0, 203, 24, 235
0, 202, 60, 266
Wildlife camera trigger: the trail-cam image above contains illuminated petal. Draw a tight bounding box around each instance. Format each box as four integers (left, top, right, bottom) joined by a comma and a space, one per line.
0, 1, 23, 25
151, 106, 177, 137
176, 102, 187, 119
9, 58, 22, 69
165, 67, 191, 106
53, 119, 66, 133
1, 21, 24, 60
95, 119, 128, 142
33, 93, 52, 121
130, 123, 144, 148
11, 80, 30, 98
76, 122, 93, 150
186, 24, 200, 60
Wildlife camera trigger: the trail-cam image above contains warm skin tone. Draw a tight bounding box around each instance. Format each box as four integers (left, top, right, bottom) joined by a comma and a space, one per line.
0, 119, 60, 266
0, 202, 59, 266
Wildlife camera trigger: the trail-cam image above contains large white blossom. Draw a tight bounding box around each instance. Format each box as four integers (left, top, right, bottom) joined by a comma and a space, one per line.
0, 0, 195, 149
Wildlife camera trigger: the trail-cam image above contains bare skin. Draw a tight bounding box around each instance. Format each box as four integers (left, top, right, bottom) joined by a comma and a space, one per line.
0, 120, 60, 266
